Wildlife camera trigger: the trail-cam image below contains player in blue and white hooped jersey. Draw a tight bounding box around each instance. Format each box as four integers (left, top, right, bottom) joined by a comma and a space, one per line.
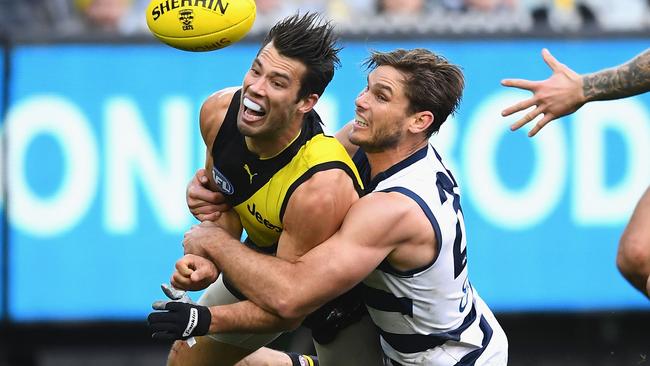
354, 142, 507, 365
179, 48, 508, 365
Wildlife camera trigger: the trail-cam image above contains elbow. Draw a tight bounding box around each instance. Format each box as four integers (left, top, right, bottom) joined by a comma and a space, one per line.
269, 297, 305, 331
272, 290, 312, 322
616, 232, 650, 279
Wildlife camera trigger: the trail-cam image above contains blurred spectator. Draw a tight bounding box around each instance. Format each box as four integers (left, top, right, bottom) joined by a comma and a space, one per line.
0, 0, 147, 36
585, 0, 648, 31
523, 0, 597, 30
75, 0, 148, 34
464, 0, 518, 11
327, 0, 376, 21
378, 0, 429, 15
441, 0, 519, 12
0, 0, 78, 35
250, 0, 297, 33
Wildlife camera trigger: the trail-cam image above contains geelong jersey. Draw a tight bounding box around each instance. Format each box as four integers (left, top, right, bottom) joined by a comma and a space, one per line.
353, 144, 508, 366
210, 89, 363, 253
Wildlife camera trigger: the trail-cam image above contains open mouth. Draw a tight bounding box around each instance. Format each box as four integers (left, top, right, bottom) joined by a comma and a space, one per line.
354, 118, 369, 127
243, 97, 267, 120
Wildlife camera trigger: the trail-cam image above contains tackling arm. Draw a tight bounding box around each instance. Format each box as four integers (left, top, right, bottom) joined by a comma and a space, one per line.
189, 192, 415, 320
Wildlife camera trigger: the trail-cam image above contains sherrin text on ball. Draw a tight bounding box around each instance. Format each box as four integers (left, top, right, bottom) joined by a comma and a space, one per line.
146, 0, 256, 52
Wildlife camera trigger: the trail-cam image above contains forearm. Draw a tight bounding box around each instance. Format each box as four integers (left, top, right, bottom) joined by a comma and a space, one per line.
208, 300, 301, 334
206, 236, 307, 318
583, 49, 650, 102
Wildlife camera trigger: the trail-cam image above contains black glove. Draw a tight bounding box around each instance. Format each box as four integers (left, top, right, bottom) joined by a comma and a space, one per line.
148, 300, 211, 340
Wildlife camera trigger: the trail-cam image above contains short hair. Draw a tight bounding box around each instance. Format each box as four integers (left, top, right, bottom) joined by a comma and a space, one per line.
261, 12, 342, 101
363, 49, 465, 136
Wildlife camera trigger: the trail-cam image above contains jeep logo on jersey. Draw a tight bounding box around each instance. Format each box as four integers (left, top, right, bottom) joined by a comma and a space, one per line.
212, 167, 234, 195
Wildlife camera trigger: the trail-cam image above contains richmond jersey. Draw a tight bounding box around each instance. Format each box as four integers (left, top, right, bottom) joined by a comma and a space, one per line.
353, 144, 508, 366
211, 89, 363, 253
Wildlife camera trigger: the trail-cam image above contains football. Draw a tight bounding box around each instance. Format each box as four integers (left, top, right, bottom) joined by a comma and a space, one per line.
145, 0, 256, 52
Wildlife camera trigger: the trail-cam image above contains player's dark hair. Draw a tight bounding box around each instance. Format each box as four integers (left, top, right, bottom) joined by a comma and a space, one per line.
363, 49, 465, 136
261, 12, 341, 101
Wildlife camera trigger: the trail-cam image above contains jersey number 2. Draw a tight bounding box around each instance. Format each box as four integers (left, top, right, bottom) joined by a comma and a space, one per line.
435, 172, 467, 279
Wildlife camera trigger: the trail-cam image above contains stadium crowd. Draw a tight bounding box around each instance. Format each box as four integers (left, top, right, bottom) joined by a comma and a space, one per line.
0, 0, 649, 37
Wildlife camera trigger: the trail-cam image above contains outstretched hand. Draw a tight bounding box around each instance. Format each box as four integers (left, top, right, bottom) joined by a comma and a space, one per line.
171, 254, 220, 291
501, 48, 587, 137
187, 168, 230, 222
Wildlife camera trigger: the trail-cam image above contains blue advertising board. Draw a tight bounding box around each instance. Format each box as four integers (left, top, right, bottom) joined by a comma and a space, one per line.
4, 39, 650, 321
0, 44, 5, 320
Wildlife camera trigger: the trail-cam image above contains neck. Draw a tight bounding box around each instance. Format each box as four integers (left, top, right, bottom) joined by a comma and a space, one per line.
366, 136, 429, 180
245, 120, 303, 159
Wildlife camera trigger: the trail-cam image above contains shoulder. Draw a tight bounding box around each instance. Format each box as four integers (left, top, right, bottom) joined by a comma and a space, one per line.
303, 134, 351, 163
352, 191, 414, 219
342, 191, 423, 243
199, 87, 239, 146
289, 168, 358, 213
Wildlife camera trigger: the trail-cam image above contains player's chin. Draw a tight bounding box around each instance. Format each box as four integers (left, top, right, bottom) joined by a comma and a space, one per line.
237, 119, 267, 137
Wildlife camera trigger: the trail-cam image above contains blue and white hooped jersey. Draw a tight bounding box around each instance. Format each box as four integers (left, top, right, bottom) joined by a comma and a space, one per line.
353, 145, 508, 366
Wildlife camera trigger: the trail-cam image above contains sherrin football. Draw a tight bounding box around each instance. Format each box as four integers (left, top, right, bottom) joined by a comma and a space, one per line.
146, 0, 256, 52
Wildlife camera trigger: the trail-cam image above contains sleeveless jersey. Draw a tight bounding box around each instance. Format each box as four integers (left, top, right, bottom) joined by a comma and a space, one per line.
210, 89, 363, 252
353, 144, 508, 365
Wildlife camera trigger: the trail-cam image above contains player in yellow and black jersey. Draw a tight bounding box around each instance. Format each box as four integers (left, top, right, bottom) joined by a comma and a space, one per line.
209, 89, 362, 255
148, 13, 384, 366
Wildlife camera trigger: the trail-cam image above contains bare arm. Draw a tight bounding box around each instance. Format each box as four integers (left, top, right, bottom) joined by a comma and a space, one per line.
616, 186, 650, 299
334, 121, 360, 157
276, 168, 360, 260
501, 48, 650, 137
208, 300, 302, 333
184, 192, 420, 320
583, 49, 650, 102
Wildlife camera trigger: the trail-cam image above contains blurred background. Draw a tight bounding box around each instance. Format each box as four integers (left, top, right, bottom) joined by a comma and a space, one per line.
0, 0, 649, 365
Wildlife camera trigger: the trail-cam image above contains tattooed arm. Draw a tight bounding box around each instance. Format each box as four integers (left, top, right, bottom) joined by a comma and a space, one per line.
583, 49, 650, 102
501, 48, 650, 137
501, 48, 650, 299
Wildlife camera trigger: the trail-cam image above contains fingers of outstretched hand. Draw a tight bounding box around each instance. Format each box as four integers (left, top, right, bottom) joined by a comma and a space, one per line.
541, 48, 562, 71
528, 113, 555, 137
501, 96, 537, 117
501, 78, 537, 91
511, 105, 543, 132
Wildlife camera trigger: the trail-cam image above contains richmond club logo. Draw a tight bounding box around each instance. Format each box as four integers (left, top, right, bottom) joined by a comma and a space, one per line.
178, 9, 194, 31
212, 167, 234, 195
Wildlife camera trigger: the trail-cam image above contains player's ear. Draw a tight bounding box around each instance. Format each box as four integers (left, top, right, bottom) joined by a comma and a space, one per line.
297, 93, 319, 114
409, 111, 434, 134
